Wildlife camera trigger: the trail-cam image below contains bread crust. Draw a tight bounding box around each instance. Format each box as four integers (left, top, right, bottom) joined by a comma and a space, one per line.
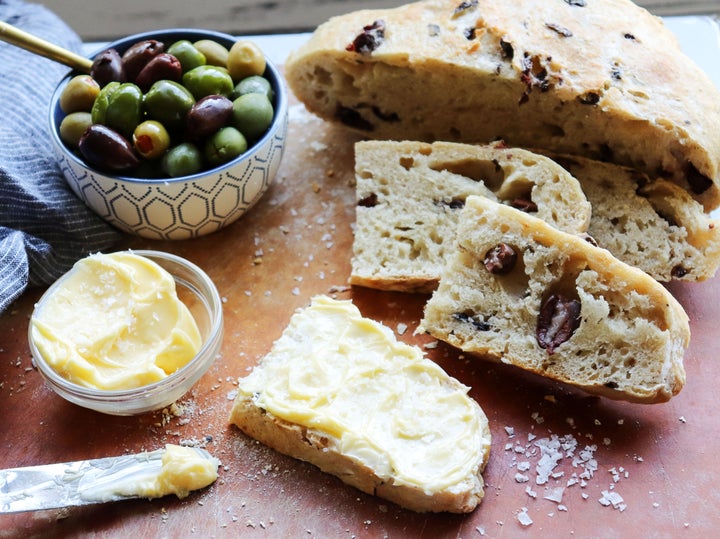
286, 0, 720, 210
420, 196, 689, 403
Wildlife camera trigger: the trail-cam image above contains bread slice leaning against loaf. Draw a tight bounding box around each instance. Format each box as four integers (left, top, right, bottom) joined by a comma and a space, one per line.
229, 295, 491, 513
545, 153, 720, 282
351, 140, 591, 293
285, 0, 720, 210
418, 196, 689, 404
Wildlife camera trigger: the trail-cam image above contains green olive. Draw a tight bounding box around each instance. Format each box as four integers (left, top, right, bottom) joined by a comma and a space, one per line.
193, 39, 229, 67
90, 81, 120, 125
162, 142, 203, 177
133, 120, 170, 159
144, 80, 195, 130
182, 65, 234, 100
60, 75, 101, 113
104, 83, 143, 139
232, 92, 274, 142
231, 75, 274, 101
167, 40, 207, 73
204, 126, 247, 167
59, 111, 93, 148
227, 40, 266, 82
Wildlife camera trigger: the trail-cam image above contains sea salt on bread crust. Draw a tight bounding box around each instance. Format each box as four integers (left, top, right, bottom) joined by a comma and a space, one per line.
546, 153, 720, 282
419, 196, 689, 403
285, 0, 720, 210
229, 295, 491, 513
351, 140, 591, 293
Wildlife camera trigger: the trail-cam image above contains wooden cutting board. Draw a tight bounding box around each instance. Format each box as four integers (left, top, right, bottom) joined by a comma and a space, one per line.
1, 95, 719, 538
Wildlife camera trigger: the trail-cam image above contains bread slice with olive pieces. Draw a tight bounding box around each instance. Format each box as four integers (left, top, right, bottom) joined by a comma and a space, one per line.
285, 0, 720, 210
229, 295, 491, 513
418, 196, 689, 404
543, 153, 720, 282
350, 140, 591, 293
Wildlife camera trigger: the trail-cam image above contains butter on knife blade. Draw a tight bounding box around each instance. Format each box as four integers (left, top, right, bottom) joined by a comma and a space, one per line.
0, 444, 220, 513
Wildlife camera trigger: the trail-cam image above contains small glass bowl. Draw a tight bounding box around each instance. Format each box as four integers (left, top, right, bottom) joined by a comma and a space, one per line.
28, 250, 223, 415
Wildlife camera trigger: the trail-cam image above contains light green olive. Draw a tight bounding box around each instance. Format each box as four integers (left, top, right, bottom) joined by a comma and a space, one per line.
60, 75, 101, 113
59, 111, 93, 148
133, 120, 170, 159
193, 39, 229, 67
182, 65, 234, 100
204, 126, 247, 167
232, 92, 274, 141
167, 40, 206, 73
162, 142, 203, 177
231, 75, 274, 102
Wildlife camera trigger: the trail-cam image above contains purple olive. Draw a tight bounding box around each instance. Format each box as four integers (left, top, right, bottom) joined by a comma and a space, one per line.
184, 95, 233, 140
135, 53, 183, 92
121, 39, 165, 82
90, 48, 125, 87
78, 124, 140, 172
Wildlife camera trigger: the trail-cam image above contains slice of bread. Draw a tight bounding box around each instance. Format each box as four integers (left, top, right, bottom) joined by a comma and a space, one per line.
350, 140, 591, 293
547, 153, 720, 282
229, 295, 491, 513
418, 196, 689, 403
285, 0, 720, 210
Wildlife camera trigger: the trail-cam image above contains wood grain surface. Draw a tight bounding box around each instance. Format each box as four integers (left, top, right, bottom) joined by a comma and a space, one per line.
40, 0, 720, 41
1, 87, 720, 536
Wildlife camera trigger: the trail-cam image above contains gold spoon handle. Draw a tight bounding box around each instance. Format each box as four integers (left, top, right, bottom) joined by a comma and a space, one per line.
0, 20, 93, 73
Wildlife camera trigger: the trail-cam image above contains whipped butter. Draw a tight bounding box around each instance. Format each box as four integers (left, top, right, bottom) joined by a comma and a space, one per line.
30, 252, 202, 390
236, 295, 489, 492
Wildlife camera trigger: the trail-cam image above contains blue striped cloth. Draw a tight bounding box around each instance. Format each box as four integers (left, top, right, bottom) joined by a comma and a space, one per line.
0, 0, 122, 313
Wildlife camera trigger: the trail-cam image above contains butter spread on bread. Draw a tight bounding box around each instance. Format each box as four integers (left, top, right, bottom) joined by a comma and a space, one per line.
351, 140, 591, 293
419, 196, 689, 404
285, 0, 720, 210
230, 295, 491, 513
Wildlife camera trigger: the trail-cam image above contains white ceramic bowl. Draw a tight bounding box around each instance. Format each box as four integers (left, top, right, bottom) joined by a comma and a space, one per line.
29, 250, 223, 415
49, 29, 288, 240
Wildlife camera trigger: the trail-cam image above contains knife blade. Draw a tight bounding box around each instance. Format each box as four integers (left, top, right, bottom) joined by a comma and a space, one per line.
0, 446, 218, 513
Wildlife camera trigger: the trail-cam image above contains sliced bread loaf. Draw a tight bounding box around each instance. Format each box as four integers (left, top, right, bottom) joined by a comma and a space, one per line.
285, 0, 720, 210
418, 196, 689, 403
547, 153, 720, 282
350, 140, 591, 292
229, 295, 491, 513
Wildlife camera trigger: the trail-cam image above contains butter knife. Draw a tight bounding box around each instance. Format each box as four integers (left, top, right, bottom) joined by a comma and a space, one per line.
0, 446, 218, 513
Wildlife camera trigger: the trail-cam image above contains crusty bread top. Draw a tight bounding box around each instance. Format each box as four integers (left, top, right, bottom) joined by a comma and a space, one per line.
232, 295, 491, 510
419, 195, 689, 403
286, 0, 720, 210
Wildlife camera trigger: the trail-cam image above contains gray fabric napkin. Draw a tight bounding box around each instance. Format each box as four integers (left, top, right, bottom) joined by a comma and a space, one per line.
0, 0, 123, 314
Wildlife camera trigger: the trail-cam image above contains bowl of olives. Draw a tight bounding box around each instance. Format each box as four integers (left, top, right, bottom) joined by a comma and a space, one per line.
49, 28, 288, 240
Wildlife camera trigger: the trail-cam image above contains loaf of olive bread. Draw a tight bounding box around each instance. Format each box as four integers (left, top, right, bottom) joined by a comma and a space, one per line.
285, 0, 720, 210
230, 295, 491, 513
350, 140, 591, 292
546, 153, 720, 282
418, 196, 689, 403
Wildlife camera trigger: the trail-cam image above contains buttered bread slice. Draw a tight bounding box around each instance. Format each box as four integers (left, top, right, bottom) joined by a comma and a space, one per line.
286, 0, 720, 210
351, 140, 591, 293
419, 196, 689, 404
229, 295, 491, 513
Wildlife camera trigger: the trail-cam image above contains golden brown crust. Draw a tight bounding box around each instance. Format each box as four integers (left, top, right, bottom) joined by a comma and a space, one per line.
286, 0, 720, 210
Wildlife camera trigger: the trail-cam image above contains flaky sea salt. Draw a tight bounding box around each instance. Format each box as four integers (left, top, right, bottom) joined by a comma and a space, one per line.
517, 507, 533, 527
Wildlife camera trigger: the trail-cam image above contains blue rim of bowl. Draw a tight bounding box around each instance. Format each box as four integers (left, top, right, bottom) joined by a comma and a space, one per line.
28, 249, 224, 403
49, 28, 288, 184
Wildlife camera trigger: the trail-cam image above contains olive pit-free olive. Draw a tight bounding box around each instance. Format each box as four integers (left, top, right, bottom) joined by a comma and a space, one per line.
167, 40, 207, 73
182, 65, 234, 100
133, 120, 170, 159
59, 75, 101, 114
143, 79, 196, 130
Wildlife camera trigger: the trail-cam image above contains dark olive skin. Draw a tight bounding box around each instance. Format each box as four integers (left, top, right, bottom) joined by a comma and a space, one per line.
184, 95, 233, 141
90, 48, 125, 87
121, 39, 165, 82
78, 124, 140, 172
135, 53, 183, 92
